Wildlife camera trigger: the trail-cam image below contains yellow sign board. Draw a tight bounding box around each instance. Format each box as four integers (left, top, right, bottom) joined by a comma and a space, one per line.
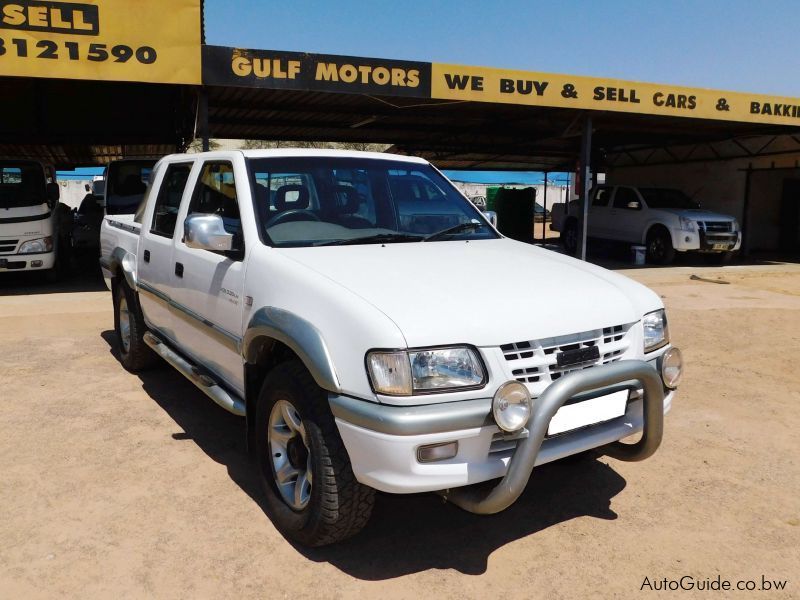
0, 0, 201, 84
432, 63, 800, 127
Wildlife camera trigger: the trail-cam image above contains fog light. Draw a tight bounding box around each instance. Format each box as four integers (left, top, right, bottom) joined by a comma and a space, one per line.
31, 260, 43, 268
492, 380, 531, 432
417, 441, 458, 463
661, 347, 683, 389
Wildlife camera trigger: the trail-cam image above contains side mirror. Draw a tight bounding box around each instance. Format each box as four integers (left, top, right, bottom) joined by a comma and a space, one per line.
482, 210, 498, 227
47, 182, 60, 206
85, 184, 91, 192
627, 201, 641, 210
184, 214, 234, 252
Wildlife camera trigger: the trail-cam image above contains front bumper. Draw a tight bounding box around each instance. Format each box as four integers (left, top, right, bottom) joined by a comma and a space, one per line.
332, 359, 671, 500
672, 229, 741, 252
0, 252, 55, 272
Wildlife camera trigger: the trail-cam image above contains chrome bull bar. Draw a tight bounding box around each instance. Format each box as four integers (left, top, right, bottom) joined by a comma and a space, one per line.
440, 359, 664, 514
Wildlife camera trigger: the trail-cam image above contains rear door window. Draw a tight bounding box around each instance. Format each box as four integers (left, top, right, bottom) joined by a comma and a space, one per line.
592, 186, 613, 207
150, 163, 192, 237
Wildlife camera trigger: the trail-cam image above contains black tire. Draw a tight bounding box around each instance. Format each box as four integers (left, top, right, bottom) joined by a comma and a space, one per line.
646, 227, 675, 265
113, 280, 157, 372
255, 361, 374, 547
562, 218, 578, 255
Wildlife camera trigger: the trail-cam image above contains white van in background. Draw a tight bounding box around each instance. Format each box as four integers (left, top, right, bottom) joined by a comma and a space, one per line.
0, 160, 70, 281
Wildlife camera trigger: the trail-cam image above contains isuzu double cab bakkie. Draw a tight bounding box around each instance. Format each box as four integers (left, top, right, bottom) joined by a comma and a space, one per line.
100, 150, 682, 546
552, 185, 741, 264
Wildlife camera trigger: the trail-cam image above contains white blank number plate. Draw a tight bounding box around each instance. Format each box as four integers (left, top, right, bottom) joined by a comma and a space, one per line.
547, 390, 628, 436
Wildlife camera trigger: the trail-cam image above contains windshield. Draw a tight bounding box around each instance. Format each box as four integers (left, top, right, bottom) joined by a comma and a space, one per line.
639, 188, 700, 209
0, 162, 47, 209
106, 160, 156, 215
247, 157, 497, 247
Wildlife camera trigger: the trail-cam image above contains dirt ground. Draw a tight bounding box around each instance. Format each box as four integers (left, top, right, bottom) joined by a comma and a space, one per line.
1, 260, 799, 599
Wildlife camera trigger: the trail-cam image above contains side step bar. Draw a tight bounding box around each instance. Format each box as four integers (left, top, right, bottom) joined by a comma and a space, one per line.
143, 331, 246, 417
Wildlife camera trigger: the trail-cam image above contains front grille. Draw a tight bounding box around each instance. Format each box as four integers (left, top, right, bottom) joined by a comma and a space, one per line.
0, 239, 19, 254
501, 323, 633, 390
699, 221, 732, 233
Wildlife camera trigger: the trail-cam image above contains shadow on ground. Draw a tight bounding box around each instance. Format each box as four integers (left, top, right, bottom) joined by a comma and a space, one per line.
101, 330, 628, 579
0, 254, 106, 296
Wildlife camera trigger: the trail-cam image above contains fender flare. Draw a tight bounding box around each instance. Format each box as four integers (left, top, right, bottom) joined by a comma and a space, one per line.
642, 221, 672, 246
100, 246, 137, 289
243, 306, 340, 392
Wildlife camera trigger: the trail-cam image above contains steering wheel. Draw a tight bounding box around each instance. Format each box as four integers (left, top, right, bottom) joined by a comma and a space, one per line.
265, 209, 321, 228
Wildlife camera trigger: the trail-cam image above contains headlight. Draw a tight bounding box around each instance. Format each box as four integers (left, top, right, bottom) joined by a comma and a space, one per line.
678, 216, 696, 232
642, 309, 669, 352
367, 347, 485, 395
731, 219, 740, 232
492, 380, 531, 432
661, 347, 683, 389
18, 237, 53, 254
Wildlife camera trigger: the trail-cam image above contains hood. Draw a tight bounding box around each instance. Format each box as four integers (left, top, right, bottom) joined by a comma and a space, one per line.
656, 208, 736, 221
276, 238, 661, 347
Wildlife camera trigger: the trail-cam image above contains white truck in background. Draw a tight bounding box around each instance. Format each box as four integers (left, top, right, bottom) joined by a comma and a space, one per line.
100, 149, 682, 546
551, 185, 741, 264
0, 160, 70, 280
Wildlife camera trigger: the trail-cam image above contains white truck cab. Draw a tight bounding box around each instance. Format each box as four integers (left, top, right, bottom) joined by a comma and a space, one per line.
100, 150, 682, 546
0, 160, 68, 279
552, 184, 741, 264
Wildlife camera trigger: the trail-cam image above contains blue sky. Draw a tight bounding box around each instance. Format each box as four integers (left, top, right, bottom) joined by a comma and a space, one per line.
204, 0, 799, 96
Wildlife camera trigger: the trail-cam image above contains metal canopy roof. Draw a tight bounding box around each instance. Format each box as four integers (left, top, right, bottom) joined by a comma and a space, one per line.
200, 45, 800, 171
3, 40, 800, 170
203, 84, 797, 171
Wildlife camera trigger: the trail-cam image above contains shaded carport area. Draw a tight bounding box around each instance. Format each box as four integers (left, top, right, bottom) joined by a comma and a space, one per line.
0, 76, 195, 168
200, 45, 800, 260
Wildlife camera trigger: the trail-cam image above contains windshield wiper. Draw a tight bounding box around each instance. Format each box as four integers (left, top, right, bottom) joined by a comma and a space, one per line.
316, 233, 423, 246
423, 221, 484, 242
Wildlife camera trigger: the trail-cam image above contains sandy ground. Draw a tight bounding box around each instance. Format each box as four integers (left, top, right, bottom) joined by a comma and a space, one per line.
1, 260, 799, 599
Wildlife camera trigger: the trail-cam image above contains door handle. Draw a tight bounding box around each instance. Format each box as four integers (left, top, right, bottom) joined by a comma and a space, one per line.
175, 262, 184, 278
143, 250, 150, 263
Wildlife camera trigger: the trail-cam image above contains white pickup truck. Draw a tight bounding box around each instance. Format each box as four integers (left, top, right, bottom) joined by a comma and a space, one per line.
552, 185, 741, 264
100, 149, 682, 546
1, 160, 70, 280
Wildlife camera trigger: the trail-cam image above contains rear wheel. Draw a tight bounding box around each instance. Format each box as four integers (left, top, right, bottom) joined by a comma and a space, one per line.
113, 280, 157, 372
255, 361, 374, 546
646, 227, 675, 265
562, 219, 578, 255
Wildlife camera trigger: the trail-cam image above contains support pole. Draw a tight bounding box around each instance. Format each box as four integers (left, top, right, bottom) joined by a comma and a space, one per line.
542, 172, 549, 244
578, 115, 593, 261
741, 165, 753, 256
199, 88, 210, 152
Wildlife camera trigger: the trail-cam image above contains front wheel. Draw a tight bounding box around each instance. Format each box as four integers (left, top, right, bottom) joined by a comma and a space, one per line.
646, 227, 675, 265
255, 362, 374, 546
